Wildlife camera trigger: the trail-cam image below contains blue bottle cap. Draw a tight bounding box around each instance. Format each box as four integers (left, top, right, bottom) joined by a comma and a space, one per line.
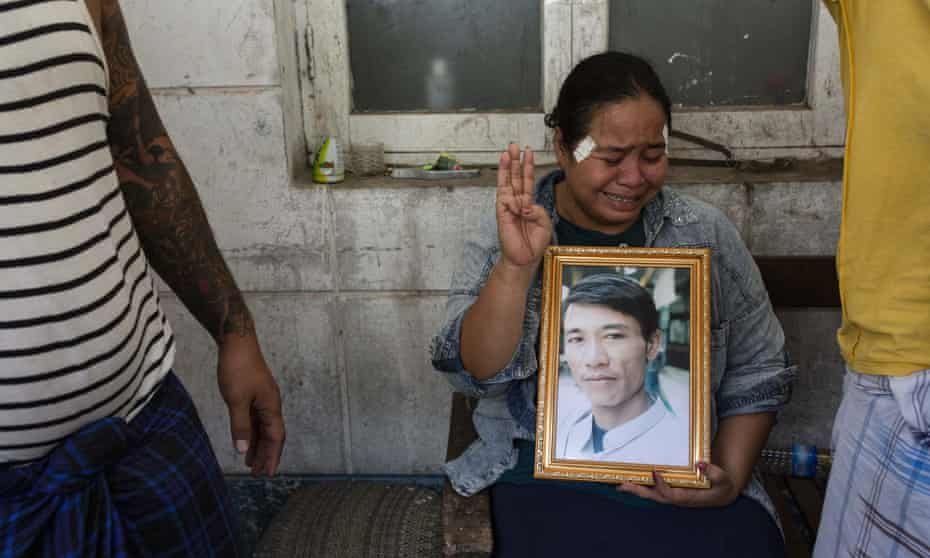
791, 443, 818, 478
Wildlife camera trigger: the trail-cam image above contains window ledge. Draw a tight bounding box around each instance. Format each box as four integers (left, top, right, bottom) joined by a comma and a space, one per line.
666, 157, 842, 184
293, 158, 842, 190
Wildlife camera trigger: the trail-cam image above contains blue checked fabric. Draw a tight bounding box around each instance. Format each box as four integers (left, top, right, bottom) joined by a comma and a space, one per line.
0, 373, 238, 558
815, 367, 930, 558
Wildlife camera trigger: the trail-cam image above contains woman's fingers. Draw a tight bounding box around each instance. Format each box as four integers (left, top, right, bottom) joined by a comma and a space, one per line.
497, 146, 537, 215
651, 471, 678, 501
522, 146, 535, 198
500, 198, 547, 231
496, 144, 549, 262
497, 144, 535, 199
520, 202, 549, 226
498, 196, 525, 219
496, 150, 511, 195
508, 143, 524, 199
496, 149, 520, 217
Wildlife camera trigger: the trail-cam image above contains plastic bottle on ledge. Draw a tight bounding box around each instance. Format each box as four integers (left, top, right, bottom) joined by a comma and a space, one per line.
312, 137, 344, 184
791, 441, 817, 478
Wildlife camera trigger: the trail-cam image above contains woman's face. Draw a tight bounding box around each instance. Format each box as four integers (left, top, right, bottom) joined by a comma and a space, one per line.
563, 302, 660, 412
555, 96, 669, 235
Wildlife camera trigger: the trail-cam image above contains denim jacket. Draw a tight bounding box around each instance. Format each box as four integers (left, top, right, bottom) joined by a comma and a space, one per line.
430, 170, 796, 522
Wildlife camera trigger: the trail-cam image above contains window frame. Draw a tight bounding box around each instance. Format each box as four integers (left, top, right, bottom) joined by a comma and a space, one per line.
296, 0, 843, 166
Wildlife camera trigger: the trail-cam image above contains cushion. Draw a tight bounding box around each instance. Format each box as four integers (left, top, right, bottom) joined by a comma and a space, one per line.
254, 481, 441, 558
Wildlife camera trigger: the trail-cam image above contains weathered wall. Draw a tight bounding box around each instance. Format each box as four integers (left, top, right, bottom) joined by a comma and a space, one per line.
122, 0, 845, 476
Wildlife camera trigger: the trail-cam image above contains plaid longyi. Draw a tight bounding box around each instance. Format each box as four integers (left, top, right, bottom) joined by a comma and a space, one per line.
0, 373, 239, 558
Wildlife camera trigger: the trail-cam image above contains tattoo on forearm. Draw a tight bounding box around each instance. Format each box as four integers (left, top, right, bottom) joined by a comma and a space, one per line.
102, 0, 253, 340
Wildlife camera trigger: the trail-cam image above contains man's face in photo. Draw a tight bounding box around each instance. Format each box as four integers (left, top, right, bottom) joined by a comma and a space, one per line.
563, 303, 659, 413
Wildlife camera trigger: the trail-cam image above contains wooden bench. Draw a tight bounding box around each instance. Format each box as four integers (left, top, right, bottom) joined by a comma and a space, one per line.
441, 255, 839, 558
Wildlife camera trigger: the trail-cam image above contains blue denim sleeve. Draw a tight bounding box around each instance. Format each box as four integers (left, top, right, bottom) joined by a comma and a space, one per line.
713, 218, 797, 418
429, 234, 539, 399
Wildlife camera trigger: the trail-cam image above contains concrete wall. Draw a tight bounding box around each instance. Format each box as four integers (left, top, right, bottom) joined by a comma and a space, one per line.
123, 0, 845, 475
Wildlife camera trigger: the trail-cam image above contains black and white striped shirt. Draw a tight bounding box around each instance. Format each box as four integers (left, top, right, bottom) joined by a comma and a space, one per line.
0, 0, 174, 464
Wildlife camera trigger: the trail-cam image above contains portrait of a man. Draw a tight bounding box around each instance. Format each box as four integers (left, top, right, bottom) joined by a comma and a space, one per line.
554, 271, 690, 467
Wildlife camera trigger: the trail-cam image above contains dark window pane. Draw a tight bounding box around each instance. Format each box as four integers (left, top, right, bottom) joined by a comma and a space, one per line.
346, 0, 542, 112
608, 0, 812, 107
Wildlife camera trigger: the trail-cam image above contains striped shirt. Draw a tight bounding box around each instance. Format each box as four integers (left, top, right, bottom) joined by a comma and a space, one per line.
0, 0, 174, 464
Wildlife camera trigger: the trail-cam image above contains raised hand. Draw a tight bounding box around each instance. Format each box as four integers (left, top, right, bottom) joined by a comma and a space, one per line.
495, 144, 553, 268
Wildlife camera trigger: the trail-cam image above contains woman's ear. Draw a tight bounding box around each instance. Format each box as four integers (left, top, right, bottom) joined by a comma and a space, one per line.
554, 129, 571, 168
646, 330, 662, 361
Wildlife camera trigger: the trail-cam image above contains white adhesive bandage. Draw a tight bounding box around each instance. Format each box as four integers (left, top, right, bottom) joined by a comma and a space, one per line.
573, 135, 595, 163
663, 124, 670, 155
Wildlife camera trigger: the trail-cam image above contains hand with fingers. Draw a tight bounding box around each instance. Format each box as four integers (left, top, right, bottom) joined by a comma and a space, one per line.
496, 144, 553, 269
217, 334, 286, 477
617, 462, 740, 508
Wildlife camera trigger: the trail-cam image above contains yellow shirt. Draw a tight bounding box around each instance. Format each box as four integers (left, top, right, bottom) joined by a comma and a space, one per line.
826, 0, 930, 376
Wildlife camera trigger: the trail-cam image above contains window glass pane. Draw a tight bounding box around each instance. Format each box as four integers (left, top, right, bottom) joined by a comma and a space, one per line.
608, 0, 812, 108
346, 0, 542, 112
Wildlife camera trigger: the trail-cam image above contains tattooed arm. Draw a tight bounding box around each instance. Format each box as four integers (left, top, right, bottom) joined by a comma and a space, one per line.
99, 0, 285, 475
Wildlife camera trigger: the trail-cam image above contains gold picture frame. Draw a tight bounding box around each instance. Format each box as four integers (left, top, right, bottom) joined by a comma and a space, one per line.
534, 246, 711, 488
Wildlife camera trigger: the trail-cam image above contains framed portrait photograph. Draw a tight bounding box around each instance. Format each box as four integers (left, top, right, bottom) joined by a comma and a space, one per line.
534, 247, 711, 488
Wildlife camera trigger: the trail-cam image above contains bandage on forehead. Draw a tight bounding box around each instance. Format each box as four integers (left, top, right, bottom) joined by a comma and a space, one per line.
573, 126, 669, 162
573, 136, 595, 163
